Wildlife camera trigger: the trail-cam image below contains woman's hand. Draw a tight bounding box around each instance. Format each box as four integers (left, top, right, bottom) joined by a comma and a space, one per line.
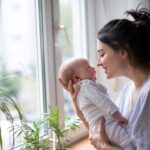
89, 117, 109, 149
58, 78, 80, 114
89, 117, 121, 150
58, 79, 80, 100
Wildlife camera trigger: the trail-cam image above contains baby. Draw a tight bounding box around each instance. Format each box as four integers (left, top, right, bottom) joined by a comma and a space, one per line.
58, 58, 135, 150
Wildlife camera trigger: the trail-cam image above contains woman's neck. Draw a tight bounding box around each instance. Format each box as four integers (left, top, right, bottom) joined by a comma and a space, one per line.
129, 69, 150, 89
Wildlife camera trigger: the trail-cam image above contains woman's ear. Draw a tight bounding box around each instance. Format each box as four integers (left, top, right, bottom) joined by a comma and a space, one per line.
120, 50, 128, 59
72, 74, 80, 83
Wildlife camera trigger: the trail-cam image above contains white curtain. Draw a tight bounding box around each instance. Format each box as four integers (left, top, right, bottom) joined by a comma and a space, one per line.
95, 0, 150, 31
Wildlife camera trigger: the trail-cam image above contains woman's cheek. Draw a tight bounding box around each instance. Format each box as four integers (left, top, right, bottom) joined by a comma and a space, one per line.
99, 57, 105, 67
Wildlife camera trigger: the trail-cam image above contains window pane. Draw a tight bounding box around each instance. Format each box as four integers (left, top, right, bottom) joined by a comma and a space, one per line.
59, 0, 87, 118
0, 0, 44, 149
59, 0, 74, 118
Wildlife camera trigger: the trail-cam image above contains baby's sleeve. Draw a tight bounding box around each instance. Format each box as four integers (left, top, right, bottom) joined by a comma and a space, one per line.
84, 83, 119, 115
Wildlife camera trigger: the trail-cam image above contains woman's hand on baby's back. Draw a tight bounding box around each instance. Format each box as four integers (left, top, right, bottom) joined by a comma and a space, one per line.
58, 78, 80, 101
59, 78, 82, 118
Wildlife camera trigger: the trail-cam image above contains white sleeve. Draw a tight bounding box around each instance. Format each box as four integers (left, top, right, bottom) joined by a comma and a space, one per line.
83, 83, 119, 115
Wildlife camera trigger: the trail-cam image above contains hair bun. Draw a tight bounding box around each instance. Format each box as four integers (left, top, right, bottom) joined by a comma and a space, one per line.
126, 8, 150, 26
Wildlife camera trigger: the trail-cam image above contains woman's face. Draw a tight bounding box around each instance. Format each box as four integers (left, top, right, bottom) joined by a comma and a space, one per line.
96, 40, 128, 79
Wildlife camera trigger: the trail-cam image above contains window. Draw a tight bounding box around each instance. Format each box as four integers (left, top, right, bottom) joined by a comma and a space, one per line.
0, 0, 96, 149
59, 0, 88, 117
40, 0, 91, 142
0, 0, 45, 149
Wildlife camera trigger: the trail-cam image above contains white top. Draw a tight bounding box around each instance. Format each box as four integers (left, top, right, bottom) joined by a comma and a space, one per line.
77, 79, 118, 131
116, 75, 150, 150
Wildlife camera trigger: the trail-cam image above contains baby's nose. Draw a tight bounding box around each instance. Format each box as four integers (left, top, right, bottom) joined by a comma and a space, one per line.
92, 67, 96, 72
92, 66, 95, 70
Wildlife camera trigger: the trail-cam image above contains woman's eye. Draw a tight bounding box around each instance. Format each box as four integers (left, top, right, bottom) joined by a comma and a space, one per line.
100, 53, 104, 57
97, 50, 104, 59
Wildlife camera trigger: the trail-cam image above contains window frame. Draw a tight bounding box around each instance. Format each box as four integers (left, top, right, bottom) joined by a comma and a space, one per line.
38, 0, 64, 113
39, 0, 97, 142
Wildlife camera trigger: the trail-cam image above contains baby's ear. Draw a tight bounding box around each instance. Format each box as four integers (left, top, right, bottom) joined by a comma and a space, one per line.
72, 74, 80, 83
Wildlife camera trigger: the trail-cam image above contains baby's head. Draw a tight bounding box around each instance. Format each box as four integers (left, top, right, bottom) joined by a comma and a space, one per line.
58, 58, 96, 86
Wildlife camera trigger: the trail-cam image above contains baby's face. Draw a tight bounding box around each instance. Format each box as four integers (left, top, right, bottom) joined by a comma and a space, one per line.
77, 60, 96, 81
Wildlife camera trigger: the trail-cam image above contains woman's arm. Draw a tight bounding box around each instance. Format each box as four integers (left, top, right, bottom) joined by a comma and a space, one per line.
59, 79, 89, 129
72, 95, 89, 129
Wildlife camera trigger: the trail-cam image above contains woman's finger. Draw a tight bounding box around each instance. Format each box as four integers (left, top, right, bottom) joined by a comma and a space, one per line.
89, 132, 101, 149
72, 84, 80, 101
58, 78, 68, 91
59, 79, 80, 101
89, 117, 106, 146
68, 80, 74, 95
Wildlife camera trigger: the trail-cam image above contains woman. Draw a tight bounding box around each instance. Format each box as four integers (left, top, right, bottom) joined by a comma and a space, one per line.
59, 8, 150, 150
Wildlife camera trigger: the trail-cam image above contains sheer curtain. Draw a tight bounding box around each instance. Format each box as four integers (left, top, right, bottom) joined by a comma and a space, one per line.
95, 0, 150, 31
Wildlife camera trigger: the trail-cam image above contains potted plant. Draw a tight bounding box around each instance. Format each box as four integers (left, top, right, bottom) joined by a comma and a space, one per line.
0, 89, 23, 149
13, 119, 52, 150
10, 105, 80, 150
45, 106, 80, 150
0, 62, 23, 149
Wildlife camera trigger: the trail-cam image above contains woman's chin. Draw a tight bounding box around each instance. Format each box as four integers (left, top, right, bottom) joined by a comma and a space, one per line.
106, 74, 111, 79
106, 76, 110, 79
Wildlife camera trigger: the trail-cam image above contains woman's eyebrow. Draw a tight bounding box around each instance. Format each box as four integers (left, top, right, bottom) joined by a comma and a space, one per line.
97, 49, 103, 52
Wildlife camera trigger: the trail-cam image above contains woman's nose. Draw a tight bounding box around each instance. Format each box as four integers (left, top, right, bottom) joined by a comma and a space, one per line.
96, 59, 102, 66
96, 54, 102, 66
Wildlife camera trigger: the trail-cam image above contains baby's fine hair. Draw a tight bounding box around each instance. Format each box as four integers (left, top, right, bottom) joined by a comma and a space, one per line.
58, 58, 87, 85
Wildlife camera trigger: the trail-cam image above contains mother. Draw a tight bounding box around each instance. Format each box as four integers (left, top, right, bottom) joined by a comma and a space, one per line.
59, 8, 150, 150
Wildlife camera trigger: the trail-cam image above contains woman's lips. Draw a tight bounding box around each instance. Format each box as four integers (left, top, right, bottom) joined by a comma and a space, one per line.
103, 66, 107, 74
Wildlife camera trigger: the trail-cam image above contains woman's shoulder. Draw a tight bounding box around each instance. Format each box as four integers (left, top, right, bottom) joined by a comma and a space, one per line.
115, 81, 132, 107
140, 75, 150, 95
121, 81, 133, 93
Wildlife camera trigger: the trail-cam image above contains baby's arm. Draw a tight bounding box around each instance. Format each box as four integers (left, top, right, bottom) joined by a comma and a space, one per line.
111, 111, 128, 125
84, 83, 128, 125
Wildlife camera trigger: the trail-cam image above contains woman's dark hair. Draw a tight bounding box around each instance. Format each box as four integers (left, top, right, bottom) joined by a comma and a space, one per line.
97, 8, 150, 70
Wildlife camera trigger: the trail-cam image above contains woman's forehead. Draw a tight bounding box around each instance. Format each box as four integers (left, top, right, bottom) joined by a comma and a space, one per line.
97, 41, 113, 52
96, 40, 105, 50
96, 39, 101, 49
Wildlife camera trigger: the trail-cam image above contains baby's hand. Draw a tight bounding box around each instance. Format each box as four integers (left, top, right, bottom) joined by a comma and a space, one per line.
111, 111, 128, 125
